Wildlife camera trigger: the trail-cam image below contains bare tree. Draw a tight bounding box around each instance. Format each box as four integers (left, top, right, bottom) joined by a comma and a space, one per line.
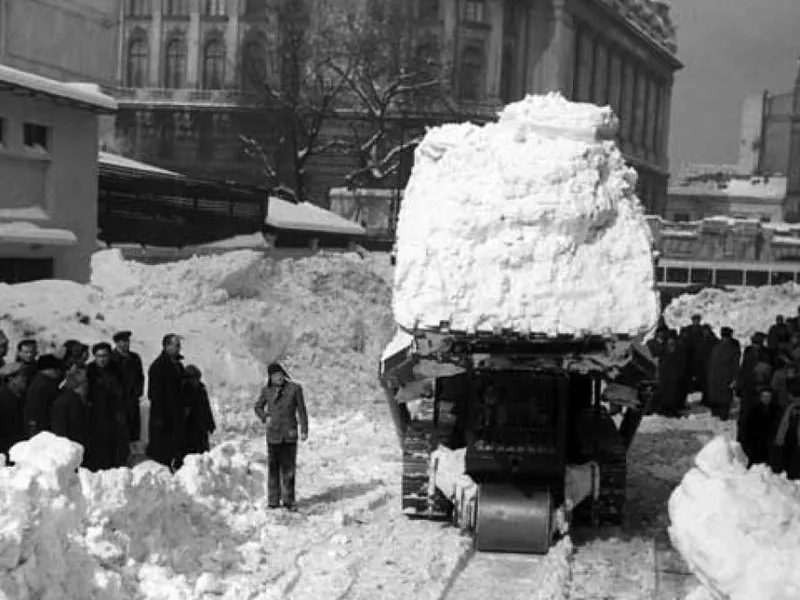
333, 1, 456, 188
240, 0, 355, 202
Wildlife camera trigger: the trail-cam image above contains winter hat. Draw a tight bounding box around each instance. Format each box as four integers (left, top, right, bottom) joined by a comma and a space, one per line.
92, 342, 112, 355
37, 354, 63, 371
113, 330, 132, 343
267, 362, 289, 378
185, 364, 202, 380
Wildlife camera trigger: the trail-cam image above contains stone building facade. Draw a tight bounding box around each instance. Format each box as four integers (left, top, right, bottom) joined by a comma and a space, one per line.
110, 0, 681, 213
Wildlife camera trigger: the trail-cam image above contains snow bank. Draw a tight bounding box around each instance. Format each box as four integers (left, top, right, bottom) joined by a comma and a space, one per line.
669, 435, 800, 599
393, 93, 658, 336
664, 283, 800, 342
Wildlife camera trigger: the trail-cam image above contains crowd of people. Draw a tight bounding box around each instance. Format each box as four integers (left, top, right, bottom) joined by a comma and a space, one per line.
0, 330, 215, 472
648, 308, 800, 478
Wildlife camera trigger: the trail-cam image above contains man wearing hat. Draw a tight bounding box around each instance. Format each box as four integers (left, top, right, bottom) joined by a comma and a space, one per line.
87, 342, 127, 470
23, 354, 63, 436
112, 331, 145, 455
0, 361, 28, 458
147, 333, 186, 469
707, 327, 741, 420
254, 362, 309, 511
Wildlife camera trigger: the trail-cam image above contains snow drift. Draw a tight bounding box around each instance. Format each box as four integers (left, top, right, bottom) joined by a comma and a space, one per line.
669, 435, 800, 599
393, 92, 658, 336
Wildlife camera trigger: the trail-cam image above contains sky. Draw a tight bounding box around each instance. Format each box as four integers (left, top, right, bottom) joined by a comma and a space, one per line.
668, 0, 800, 170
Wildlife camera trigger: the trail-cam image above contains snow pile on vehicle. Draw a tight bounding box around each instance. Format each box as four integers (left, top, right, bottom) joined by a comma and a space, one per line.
668, 435, 800, 599
665, 283, 800, 342
393, 92, 658, 336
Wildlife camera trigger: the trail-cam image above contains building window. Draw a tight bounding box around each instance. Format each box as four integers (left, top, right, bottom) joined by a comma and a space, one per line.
164, 37, 187, 88
164, 0, 189, 16
241, 40, 268, 91
23, 123, 49, 151
204, 0, 225, 16
126, 38, 148, 88
127, 0, 151, 16
202, 39, 226, 89
463, 0, 485, 23
419, 0, 439, 20
458, 44, 485, 101
244, 0, 267, 16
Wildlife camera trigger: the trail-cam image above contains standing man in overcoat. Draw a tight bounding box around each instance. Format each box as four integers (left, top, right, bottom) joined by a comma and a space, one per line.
147, 333, 186, 469
112, 331, 145, 454
254, 363, 309, 511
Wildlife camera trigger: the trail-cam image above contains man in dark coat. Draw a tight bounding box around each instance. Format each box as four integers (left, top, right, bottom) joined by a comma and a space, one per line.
111, 331, 145, 448
60, 340, 89, 373
739, 387, 782, 469
254, 362, 309, 511
23, 354, 63, 436
51, 368, 91, 465
86, 343, 127, 470
707, 327, 741, 420
647, 328, 668, 360
696, 325, 719, 406
15, 339, 39, 384
0, 329, 8, 369
680, 314, 706, 393
658, 334, 686, 417
147, 333, 186, 469
0, 361, 28, 459
180, 365, 216, 463
768, 316, 791, 352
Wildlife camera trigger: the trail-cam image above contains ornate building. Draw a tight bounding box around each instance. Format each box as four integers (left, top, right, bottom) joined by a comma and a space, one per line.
111, 0, 681, 213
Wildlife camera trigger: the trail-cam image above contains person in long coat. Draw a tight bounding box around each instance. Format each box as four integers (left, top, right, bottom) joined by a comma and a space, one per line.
23, 354, 63, 436
147, 333, 186, 469
51, 368, 92, 465
111, 331, 145, 448
680, 314, 706, 393
179, 365, 216, 463
696, 325, 719, 406
707, 327, 741, 420
254, 362, 309, 511
658, 334, 685, 416
0, 362, 28, 460
739, 387, 782, 469
86, 343, 127, 470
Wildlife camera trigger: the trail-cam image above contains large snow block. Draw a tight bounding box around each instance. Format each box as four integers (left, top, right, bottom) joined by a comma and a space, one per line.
393, 93, 659, 337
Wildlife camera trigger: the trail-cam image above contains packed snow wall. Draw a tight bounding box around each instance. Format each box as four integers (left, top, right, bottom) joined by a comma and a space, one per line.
393, 93, 659, 337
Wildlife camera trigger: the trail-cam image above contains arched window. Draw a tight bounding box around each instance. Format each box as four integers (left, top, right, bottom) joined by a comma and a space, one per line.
126, 38, 148, 88
458, 44, 485, 101
241, 40, 268, 91
164, 37, 187, 89
164, 0, 189, 16
203, 39, 226, 90
204, 0, 225, 15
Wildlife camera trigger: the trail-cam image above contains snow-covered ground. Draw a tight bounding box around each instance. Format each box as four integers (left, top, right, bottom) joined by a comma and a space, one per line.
2, 249, 795, 599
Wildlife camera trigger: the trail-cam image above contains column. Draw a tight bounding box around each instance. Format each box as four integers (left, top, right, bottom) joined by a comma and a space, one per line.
441, 0, 459, 89
186, 0, 201, 87
485, 0, 504, 102
149, 0, 163, 86
525, 0, 573, 96
225, 0, 240, 87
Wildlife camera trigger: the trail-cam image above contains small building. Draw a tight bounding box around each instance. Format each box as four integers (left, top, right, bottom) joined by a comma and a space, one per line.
666, 174, 787, 223
0, 65, 117, 283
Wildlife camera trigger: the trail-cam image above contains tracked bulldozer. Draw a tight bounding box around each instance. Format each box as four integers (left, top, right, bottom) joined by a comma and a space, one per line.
379, 327, 657, 554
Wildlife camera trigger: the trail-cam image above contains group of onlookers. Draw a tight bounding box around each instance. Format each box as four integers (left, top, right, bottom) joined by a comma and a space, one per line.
0, 329, 215, 472
647, 308, 800, 478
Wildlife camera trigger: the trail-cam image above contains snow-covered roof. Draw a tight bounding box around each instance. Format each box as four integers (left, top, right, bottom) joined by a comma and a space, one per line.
266, 197, 366, 237
0, 65, 116, 113
0, 221, 77, 246
98, 151, 183, 177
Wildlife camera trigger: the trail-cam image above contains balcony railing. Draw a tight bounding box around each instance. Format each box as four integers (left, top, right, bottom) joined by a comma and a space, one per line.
107, 87, 262, 106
